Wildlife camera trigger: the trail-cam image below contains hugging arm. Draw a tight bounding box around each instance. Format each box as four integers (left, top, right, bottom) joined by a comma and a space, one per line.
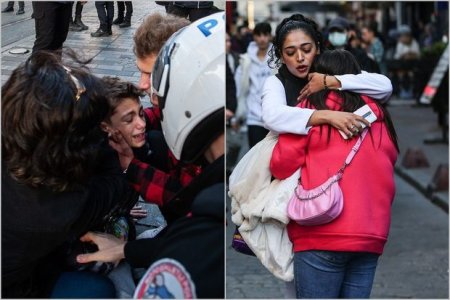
261, 76, 315, 135
299, 71, 392, 102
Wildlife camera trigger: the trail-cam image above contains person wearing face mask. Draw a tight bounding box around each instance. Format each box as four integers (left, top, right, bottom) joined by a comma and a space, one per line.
328, 17, 380, 74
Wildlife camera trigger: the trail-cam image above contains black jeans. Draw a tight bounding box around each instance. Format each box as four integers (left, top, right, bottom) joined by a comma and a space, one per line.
247, 125, 269, 148
32, 2, 72, 53
95, 1, 114, 30
117, 1, 132, 19
73, 1, 83, 17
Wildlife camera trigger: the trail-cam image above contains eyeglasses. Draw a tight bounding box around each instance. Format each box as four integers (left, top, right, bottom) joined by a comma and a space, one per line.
63, 66, 86, 102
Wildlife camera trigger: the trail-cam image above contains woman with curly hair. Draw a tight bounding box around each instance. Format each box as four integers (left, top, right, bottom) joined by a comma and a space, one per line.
262, 13, 393, 138
2, 51, 130, 298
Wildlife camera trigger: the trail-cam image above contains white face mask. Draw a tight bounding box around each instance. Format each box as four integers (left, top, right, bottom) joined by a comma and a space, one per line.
329, 32, 348, 47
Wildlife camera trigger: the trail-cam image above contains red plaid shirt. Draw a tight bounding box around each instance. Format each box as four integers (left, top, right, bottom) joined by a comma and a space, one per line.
125, 107, 202, 206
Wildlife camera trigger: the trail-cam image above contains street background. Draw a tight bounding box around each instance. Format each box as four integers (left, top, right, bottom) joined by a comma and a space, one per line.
1, 1, 449, 299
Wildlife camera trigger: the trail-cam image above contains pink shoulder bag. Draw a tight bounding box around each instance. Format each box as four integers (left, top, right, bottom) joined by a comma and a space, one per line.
287, 129, 368, 226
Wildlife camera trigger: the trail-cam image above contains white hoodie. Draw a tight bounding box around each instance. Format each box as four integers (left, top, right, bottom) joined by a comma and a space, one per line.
235, 41, 275, 127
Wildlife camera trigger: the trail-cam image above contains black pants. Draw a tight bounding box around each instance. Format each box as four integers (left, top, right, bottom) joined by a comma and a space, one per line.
95, 1, 114, 30
73, 1, 83, 17
117, 1, 132, 19
247, 125, 269, 148
32, 2, 72, 53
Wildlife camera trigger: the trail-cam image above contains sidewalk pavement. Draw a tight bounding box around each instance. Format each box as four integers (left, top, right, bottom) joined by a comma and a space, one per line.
1, 1, 163, 96
388, 100, 449, 212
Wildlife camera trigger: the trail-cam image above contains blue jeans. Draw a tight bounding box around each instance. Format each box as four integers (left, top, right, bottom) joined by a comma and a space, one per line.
294, 250, 379, 299
50, 271, 116, 298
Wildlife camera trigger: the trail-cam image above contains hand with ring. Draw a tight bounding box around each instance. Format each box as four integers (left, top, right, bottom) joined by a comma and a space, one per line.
350, 124, 359, 134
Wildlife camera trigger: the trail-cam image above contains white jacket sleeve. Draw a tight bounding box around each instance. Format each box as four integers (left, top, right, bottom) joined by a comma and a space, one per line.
335, 71, 392, 103
261, 76, 314, 135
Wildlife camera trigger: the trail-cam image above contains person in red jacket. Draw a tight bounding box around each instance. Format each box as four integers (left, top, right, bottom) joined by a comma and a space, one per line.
270, 49, 399, 298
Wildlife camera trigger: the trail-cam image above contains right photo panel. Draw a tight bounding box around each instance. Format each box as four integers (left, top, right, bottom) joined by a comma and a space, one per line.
226, 1, 449, 299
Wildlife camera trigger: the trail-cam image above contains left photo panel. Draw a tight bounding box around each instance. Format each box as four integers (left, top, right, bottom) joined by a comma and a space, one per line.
1, 1, 225, 298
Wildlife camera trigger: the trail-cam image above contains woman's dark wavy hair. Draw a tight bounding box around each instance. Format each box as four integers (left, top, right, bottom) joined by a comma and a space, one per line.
305, 49, 399, 151
268, 13, 325, 69
2, 50, 109, 192
101, 76, 144, 121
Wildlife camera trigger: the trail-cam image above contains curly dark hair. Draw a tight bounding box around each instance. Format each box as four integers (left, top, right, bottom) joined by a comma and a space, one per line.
2, 51, 109, 192
101, 76, 144, 121
268, 13, 325, 69
133, 12, 190, 59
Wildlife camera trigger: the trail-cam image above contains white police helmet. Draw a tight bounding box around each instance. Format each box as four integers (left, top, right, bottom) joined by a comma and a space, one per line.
152, 12, 225, 162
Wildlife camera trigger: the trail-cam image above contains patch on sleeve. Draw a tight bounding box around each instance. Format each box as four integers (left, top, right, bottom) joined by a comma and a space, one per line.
134, 258, 196, 299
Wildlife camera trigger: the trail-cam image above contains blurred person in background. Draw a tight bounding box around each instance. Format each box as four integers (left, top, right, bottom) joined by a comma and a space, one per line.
327, 16, 380, 73
393, 25, 421, 99
361, 23, 387, 74
112, 1, 133, 28
32, 1, 72, 53
235, 22, 274, 148
2, 1, 24, 14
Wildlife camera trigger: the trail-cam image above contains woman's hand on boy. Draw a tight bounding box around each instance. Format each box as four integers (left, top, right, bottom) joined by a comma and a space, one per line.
108, 130, 134, 171
76, 231, 126, 264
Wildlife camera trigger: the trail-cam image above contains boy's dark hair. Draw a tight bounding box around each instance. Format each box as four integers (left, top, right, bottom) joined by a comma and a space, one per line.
253, 22, 272, 36
306, 49, 399, 151
2, 50, 109, 192
102, 76, 144, 121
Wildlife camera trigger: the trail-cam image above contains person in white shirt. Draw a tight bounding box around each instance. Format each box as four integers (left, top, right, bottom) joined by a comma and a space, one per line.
235, 22, 275, 147
393, 25, 421, 99
262, 14, 393, 139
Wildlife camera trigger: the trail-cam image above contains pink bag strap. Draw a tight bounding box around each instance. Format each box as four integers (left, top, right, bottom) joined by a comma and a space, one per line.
339, 128, 368, 173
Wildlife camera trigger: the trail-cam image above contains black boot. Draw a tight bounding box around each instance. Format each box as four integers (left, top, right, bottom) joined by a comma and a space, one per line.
112, 16, 123, 25
91, 26, 110, 37
74, 16, 88, 30
69, 18, 83, 32
16, 2, 24, 15
119, 18, 131, 28
2, 6, 13, 13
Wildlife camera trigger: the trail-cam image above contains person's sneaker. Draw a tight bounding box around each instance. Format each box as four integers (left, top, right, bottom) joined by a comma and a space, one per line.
119, 21, 131, 28
16, 9, 24, 15
112, 17, 123, 25
2, 6, 13, 13
91, 28, 110, 37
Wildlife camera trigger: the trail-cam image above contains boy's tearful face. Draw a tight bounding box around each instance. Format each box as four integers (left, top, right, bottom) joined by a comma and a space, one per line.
106, 98, 147, 148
